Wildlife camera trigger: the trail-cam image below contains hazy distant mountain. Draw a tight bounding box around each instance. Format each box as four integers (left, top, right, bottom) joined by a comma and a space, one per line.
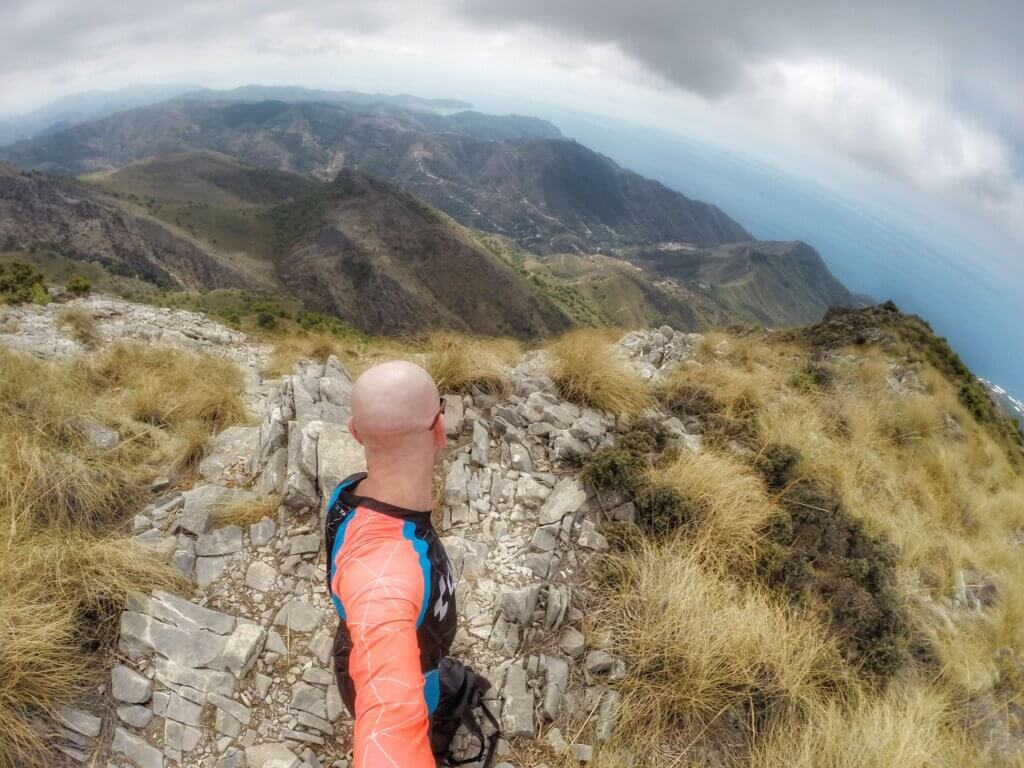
628, 240, 861, 326
0, 84, 199, 146
176, 85, 472, 113
0, 97, 750, 252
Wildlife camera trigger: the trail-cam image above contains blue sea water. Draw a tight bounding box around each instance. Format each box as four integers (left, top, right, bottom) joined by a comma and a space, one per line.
514, 107, 1024, 399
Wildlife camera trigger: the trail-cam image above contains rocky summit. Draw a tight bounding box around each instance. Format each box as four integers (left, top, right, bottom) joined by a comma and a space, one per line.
5, 297, 704, 768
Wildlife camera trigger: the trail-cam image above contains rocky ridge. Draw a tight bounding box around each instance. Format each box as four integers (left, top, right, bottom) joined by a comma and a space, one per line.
5, 306, 704, 768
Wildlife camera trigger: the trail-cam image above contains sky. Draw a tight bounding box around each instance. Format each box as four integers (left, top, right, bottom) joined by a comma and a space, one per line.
0, 1, 1021, 385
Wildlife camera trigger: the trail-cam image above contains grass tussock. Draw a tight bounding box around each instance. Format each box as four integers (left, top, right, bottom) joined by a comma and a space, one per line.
549, 329, 650, 414
749, 685, 982, 768
212, 494, 280, 528
56, 305, 102, 349
587, 538, 844, 763
424, 332, 513, 397
0, 344, 243, 767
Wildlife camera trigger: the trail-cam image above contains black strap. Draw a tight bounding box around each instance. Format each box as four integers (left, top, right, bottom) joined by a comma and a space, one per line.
444, 677, 500, 768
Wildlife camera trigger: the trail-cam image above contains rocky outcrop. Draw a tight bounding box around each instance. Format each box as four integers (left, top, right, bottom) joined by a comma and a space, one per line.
18, 308, 706, 768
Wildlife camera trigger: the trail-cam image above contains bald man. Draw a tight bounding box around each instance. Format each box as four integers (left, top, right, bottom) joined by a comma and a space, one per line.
323, 361, 458, 768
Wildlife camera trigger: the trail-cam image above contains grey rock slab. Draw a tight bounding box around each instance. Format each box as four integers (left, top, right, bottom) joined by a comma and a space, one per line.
224, 622, 267, 677
112, 727, 164, 768
445, 456, 470, 505
196, 526, 244, 557
165, 720, 202, 752
250, 517, 278, 547
470, 420, 489, 466
584, 650, 616, 675
538, 478, 586, 525
515, 475, 549, 509
112, 663, 152, 704
153, 658, 236, 697
444, 396, 465, 437
289, 533, 321, 555
508, 442, 534, 472
274, 601, 323, 633
176, 485, 231, 536
120, 612, 228, 668
326, 684, 345, 723
55, 707, 102, 738
577, 519, 609, 551
165, 692, 203, 725
596, 690, 621, 742
529, 524, 559, 552
543, 655, 570, 721
200, 426, 258, 481
171, 537, 196, 579
558, 628, 586, 659
150, 590, 237, 635
195, 555, 229, 587
258, 445, 289, 496
290, 683, 327, 719
116, 703, 153, 729
302, 667, 334, 686
218, 748, 246, 768
281, 421, 319, 510
209, 693, 252, 726
246, 560, 278, 592
216, 707, 244, 738
317, 422, 365, 505
500, 665, 535, 738
296, 710, 335, 735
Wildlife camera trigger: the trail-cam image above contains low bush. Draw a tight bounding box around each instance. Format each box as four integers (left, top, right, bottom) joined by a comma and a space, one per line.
65, 275, 90, 296
0, 261, 48, 304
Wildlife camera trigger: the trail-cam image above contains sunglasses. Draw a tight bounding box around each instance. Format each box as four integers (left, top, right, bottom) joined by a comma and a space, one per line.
428, 397, 446, 430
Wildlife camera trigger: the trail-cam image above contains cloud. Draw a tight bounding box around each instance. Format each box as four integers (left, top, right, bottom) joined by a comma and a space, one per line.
452, 0, 1024, 241
0, 0, 1021, 242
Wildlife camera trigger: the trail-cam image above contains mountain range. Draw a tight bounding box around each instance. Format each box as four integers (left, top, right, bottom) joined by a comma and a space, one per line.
0, 87, 860, 335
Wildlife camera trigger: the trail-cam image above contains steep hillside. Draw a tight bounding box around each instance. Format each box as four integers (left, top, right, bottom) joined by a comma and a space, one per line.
0, 98, 751, 252
271, 169, 573, 336
629, 240, 860, 326
0, 163, 251, 290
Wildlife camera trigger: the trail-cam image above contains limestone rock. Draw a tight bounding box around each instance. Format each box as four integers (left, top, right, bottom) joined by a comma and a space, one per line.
112, 664, 152, 704
246, 743, 302, 768
200, 426, 257, 481
274, 601, 322, 633
112, 727, 164, 768
538, 479, 585, 525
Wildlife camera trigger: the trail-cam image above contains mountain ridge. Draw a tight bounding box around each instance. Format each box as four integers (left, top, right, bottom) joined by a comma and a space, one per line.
0, 96, 751, 253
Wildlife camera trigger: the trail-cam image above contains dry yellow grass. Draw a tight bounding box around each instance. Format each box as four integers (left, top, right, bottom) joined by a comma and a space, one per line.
548, 329, 650, 414
211, 494, 280, 527
749, 684, 983, 768
645, 449, 776, 570
423, 332, 513, 396
56, 305, 102, 348
0, 344, 243, 767
585, 537, 844, 765
584, 323, 1024, 764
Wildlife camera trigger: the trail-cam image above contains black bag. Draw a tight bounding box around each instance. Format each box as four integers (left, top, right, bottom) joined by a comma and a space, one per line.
431, 658, 501, 767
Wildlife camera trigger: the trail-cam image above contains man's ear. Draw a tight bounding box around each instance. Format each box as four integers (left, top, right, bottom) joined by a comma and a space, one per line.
348, 416, 364, 445
433, 414, 448, 450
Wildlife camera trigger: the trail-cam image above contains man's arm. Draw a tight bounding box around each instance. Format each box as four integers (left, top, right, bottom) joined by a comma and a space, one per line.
335, 534, 434, 768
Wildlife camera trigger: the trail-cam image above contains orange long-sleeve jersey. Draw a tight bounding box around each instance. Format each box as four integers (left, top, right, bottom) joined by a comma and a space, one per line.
325, 473, 457, 768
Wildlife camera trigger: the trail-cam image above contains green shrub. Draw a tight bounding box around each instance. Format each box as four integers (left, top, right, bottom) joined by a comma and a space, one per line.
65, 275, 90, 297
0, 262, 48, 305
256, 311, 276, 329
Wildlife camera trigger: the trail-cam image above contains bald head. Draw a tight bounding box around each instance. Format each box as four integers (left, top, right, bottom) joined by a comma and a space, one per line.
350, 360, 441, 451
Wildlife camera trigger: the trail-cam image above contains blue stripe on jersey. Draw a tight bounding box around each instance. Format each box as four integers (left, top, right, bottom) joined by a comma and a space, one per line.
401, 520, 432, 629
423, 667, 440, 715
329, 510, 358, 620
